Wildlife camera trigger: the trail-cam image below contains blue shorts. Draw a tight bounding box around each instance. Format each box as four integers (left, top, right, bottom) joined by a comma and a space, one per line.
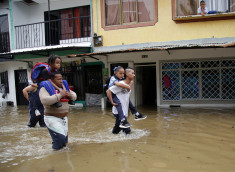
44, 116, 68, 150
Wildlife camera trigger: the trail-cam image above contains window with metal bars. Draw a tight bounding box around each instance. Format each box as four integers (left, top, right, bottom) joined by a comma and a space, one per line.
0, 71, 9, 94
161, 59, 235, 101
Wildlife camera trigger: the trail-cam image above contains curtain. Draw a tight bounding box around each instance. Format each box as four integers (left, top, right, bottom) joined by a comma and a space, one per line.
138, 0, 154, 22
105, 0, 121, 26
203, 0, 228, 12
74, 8, 81, 38
61, 9, 73, 40
122, 0, 137, 23
230, 0, 235, 12
177, 0, 197, 16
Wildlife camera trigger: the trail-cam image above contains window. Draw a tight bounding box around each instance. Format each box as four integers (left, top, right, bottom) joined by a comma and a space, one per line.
60, 6, 90, 40
0, 71, 9, 94
161, 59, 235, 101
102, 0, 157, 30
44, 6, 90, 45
0, 15, 10, 53
172, 0, 235, 23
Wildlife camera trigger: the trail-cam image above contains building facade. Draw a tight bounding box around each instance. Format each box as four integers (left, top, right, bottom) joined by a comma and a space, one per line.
88, 0, 235, 107
0, 0, 235, 107
0, 0, 101, 106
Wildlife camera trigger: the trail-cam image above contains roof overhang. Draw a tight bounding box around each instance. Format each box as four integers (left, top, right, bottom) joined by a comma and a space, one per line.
11, 42, 91, 54
68, 42, 235, 58
0, 42, 92, 62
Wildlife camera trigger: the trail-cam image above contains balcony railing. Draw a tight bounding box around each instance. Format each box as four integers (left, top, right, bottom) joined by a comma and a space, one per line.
15, 16, 91, 49
0, 32, 10, 53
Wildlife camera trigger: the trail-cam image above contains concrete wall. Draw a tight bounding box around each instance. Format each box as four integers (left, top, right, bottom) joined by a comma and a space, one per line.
12, 0, 90, 26
93, 47, 235, 107
0, 1, 9, 16
0, 61, 30, 106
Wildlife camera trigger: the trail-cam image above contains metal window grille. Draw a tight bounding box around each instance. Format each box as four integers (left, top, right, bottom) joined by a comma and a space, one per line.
15, 16, 90, 49
161, 59, 235, 101
182, 70, 199, 99
162, 70, 180, 100
0, 71, 9, 93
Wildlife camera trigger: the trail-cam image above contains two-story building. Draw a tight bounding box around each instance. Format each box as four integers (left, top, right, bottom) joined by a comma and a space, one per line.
0, 0, 104, 106
83, 0, 235, 108
0, 0, 235, 107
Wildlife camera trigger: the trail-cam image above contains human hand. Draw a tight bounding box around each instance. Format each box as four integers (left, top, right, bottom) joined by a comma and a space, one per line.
59, 90, 67, 97
65, 91, 72, 99
111, 102, 118, 106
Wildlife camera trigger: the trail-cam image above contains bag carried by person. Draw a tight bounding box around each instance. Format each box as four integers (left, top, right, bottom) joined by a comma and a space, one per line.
31, 62, 51, 83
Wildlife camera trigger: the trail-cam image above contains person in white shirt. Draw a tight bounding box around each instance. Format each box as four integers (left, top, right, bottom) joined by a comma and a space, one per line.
198, 1, 209, 15
107, 67, 146, 134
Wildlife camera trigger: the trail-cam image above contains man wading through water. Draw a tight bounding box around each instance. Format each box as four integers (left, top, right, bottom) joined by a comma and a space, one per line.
39, 71, 77, 150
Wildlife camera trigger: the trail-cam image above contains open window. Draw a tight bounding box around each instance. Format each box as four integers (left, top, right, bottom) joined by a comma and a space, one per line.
172, 0, 235, 23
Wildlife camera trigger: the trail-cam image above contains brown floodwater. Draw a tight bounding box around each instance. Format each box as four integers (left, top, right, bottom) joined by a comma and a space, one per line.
0, 105, 235, 172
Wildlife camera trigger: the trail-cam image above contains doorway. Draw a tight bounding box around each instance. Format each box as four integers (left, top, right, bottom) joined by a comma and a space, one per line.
62, 63, 103, 101
135, 64, 156, 106
15, 69, 28, 105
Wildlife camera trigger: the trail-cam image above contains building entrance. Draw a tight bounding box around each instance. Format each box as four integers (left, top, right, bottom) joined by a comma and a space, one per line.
135, 64, 156, 106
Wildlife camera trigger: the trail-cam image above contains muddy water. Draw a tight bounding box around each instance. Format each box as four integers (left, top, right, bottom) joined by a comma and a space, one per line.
0, 106, 235, 172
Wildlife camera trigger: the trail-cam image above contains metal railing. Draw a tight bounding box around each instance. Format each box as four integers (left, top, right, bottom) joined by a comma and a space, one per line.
161, 59, 235, 101
0, 32, 10, 53
15, 16, 90, 49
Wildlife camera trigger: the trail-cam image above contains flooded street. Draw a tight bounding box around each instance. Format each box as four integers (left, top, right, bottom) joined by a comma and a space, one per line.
1, 105, 235, 172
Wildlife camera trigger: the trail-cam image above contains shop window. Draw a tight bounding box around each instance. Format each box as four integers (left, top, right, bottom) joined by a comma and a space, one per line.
162, 70, 180, 100
172, 0, 235, 23
101, 0, 158, 30
161, 59, 235, 101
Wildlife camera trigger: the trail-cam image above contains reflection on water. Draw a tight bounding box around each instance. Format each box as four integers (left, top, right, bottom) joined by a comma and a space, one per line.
1, 106, 235, 172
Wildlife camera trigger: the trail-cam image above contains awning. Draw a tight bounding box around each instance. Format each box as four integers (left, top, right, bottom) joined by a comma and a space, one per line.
68, 42, 235, 58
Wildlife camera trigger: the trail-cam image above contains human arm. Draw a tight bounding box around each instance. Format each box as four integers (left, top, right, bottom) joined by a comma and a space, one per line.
106, 89, 117, 106
65, 90, 77, 101
30, 83, 38, 88
39, 87, 66, 106
114, 81, 131, 91
201, 8, 207, 15
22, 85, 36, 101
107, 84, 123, 106
198, 7, 208, 15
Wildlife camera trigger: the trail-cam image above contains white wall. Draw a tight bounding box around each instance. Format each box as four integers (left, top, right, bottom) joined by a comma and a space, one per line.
12, 0, 90, 26
0, 61, 30, 106
93, 47, 235, 107
11, 0, 90, 49
0, 1, 9, 16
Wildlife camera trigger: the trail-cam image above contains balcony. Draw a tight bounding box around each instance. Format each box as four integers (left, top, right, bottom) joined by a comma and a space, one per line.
15, 16, 91, 50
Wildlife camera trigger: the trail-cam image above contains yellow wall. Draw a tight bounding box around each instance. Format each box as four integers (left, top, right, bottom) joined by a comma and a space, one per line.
93, 0, 235, 47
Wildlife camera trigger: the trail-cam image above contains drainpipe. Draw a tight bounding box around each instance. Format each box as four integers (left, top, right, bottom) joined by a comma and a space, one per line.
96, 0, 98, 35
90, 0, 93, 53
9, 0, 15, 50
48, 0, 51, 46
